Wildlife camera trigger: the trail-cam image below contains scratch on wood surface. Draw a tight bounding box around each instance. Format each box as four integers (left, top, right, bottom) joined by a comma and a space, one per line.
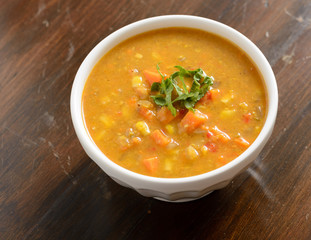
41, 67, 46, 78
42, 111, 55, 127
66, 41, 75, 62
57, 0, 61, 13
242, 1, 249, 26
37, 68, 47, 93
66, 7, 75, 28
66, 124, 69, 136
231, 0, 237, 12
284, 8, 311, 28
253, 157, 267, 172
67, 155, 71, 166
247, 168, 277, 203
296, 56, 311, 64
35, 0, 46, 17
42, 20, 49, 27
48, 141, 69, 176
48, 141, 77, 184
3, 127, 38, 147
282, 46, 296, 65
265, 31, 270, 38
48, 140, 54, 148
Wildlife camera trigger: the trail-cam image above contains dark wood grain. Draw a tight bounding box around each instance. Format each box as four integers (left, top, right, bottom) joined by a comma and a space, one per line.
1, 0, 310, 239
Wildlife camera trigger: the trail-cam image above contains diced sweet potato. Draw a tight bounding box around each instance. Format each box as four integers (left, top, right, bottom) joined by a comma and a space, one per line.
210, 126, 231, 143
151, 129, 172, 146
137, 105, 156, 121
143, 157, 158, 173
234, 137, 250, 147
143, 70, 162, 86
198, 91, 211, 104
209, 88, 220, 100
179, 110, 208, 133
157, 107, 177, 124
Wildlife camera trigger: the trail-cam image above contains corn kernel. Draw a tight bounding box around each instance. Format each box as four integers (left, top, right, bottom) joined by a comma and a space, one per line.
221, 90, 234, 103
185, 145, 199, 160
255, 126, 261, 133
99, 114, 114, 128
164, 159, 173, 171
135, 121, 150, 136
165, 124, 175, 135
239, 102, 248, 109
168, 149, 179, 156
135, 53, 143, 59
131, 76, 143, 88
220, 109, 236, 119
201, 145, 208, 155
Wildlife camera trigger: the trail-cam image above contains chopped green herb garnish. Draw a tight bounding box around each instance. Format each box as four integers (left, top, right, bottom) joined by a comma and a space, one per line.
150, 65, 214, 116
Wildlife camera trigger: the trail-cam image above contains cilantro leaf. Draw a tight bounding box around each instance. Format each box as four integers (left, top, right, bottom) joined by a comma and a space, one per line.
150, 65, 213, 116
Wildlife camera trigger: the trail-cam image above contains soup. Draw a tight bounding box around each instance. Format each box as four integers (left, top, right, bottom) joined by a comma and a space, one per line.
82, 28, 266, 178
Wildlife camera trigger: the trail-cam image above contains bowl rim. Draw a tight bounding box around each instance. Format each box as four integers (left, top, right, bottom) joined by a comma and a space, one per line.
70, 14, 278, 184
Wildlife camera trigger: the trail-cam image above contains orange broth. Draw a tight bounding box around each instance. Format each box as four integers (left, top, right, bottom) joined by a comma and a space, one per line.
82, 28, 266, 178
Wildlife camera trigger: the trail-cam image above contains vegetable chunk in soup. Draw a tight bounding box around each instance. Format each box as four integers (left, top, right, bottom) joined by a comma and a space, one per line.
82, 28, 266, 178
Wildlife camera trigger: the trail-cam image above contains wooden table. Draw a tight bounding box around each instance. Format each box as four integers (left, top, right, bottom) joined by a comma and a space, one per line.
1, 0, 310, 239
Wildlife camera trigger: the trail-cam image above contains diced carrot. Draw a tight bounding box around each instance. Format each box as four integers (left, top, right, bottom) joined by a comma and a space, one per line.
179, 110, 208, 133
210, 126, 231, 143
198, 91, 211, 104
205, 142, 217, 152
132, 137, 142, 145
157, 107, 177, 124
200, 125, 209, 132
180, 109, 188, 115
143, 70, 163, 86
206, 130, 214, 138
151, 129, 172, 146
138, 106, 156, 121
234, 137, 250, 147
209, 88, 220, 100
243, 113, 252, 123
143, 157, 158, 173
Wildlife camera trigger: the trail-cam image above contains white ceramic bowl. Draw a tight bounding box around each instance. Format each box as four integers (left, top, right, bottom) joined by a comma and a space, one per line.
70, 15, 278, 202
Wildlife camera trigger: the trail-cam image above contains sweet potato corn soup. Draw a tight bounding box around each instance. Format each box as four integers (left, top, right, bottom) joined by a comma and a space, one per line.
82, 28, 266, 178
